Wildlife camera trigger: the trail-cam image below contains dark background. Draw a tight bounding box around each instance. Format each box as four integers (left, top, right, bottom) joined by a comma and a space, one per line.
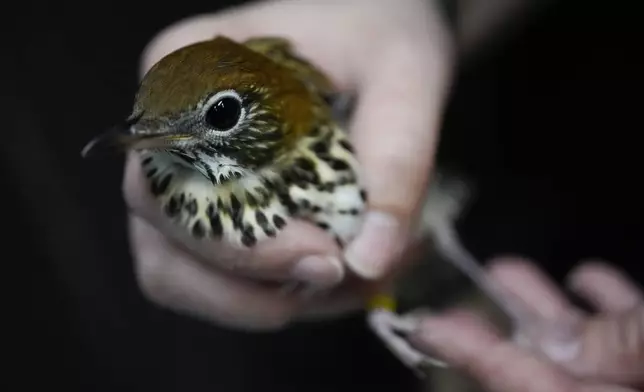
5, 0, 642, 390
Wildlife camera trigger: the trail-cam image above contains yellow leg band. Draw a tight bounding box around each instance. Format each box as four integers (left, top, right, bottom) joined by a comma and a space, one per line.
367, 293, 397, 312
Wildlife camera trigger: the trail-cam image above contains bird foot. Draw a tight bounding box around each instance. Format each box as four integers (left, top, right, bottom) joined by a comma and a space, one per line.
367, 309, 447, 377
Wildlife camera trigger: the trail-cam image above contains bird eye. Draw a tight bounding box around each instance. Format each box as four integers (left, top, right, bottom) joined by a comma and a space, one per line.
204, 95, 243, 131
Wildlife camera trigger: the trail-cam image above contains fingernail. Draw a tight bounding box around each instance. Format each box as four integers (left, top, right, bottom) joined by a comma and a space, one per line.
290, 255, 344, 287
344, 211, 402, 279
540, 338, 581, 363
513, 316, 583, 363
540, 318, 583, 363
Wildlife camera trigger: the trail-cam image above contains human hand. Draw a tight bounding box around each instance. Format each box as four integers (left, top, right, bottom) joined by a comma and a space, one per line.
408, 258, 644, 391
124, 0, 454, 330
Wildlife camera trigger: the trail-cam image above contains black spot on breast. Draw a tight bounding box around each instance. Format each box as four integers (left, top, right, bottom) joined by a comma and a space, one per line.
282, 169, 303, 185
241, 225, 257, 247
230, 195, 243, 229
142, 157, 153, 166
339, 139, 354, 153
272, 214, 286, 229
192, 220, 206, 239
185, 199, 198, 216
217, 197, 234, 217
217, 197, 226, 212
360, 189, 367, 202
245, 191, 258, 208
255, 210, 273, 236
145, 168, 157, 178
316, 182, 336, 193
255, 183, 274, 201
205, 167, 217, 184
254, 186, 269, 198
164, 196, 181, 217
276, 191, 298, 215
329, 158, 350, 171
311, 205, 322, 213
230, 195, 242, 212
294, 157, 315, 172
316, 221, 330, 230
284, 161, 320, 186
206, 203, 223, 237
310, 141, 328, 155
151, 173, 172, 196
308, 125, 321, 138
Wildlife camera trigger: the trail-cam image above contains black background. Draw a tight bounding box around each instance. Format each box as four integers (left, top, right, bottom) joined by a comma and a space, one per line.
5, 0, 643, 390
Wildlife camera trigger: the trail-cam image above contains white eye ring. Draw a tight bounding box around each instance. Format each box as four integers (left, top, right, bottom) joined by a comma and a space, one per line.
201, 89, 246, 135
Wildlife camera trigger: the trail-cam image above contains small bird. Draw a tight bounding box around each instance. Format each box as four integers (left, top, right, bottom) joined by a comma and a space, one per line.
82, 35, 483, 374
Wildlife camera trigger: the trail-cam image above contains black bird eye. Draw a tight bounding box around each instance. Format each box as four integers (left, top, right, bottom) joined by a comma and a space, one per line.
205, 96, 242, 131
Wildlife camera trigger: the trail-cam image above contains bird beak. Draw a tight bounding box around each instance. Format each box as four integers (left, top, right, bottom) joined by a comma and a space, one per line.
81, 123, 193, 158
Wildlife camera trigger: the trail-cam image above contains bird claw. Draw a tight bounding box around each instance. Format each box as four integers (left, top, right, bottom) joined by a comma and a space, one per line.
367, 309, 447, 377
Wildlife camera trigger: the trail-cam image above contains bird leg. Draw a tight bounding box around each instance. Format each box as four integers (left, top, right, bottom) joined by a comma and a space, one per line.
364, 172, 524, 376
366, 294, 446, 377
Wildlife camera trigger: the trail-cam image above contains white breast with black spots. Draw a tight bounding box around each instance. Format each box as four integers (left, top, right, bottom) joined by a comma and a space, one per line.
139, 150, 292, 248
288, 124, 368, 247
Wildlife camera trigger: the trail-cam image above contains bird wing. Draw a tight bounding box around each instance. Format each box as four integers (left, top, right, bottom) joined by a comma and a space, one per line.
243, 36, 356, 126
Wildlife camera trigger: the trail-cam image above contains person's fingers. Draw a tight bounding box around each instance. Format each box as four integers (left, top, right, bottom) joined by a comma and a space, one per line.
293, 275, 373, 321
123, 152, 344, 287
565, 305, 644, 387
129, 214, 306, 330
488, 257, 589, 365
567, 261, 643, 314
490, 258, 644, 388
489, 257, 577, 321
343, 25, 454, 280
409, 310, 581, 392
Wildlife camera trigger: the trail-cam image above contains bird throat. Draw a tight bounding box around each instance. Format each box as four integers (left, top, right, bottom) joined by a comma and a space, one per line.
167, 148, 250, 186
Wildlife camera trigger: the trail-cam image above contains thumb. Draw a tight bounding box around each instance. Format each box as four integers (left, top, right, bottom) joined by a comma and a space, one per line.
343, 34, 453, 280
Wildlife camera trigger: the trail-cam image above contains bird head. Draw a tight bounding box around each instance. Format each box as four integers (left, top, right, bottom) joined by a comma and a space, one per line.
83, 36, 324, 175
